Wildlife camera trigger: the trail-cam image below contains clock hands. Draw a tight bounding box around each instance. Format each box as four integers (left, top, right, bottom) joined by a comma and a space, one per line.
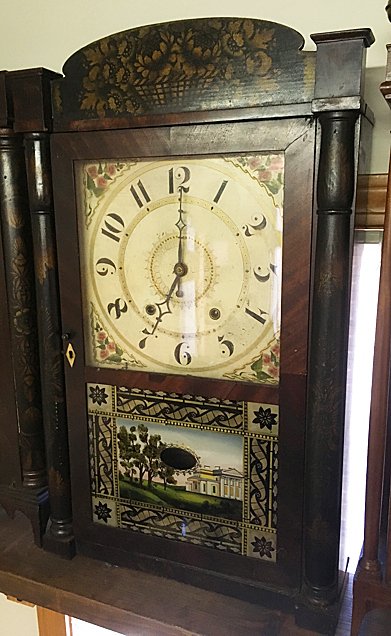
139, 272, 182, 349
139, 187, 188, 350
175, 186, 187, 298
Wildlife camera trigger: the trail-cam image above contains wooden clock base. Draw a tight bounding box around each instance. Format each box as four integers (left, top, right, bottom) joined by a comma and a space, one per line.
0, 510, 347, 636
77, 536, 345, 634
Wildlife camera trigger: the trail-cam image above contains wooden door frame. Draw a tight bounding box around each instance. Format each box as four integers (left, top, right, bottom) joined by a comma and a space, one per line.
37, 606, 69, 636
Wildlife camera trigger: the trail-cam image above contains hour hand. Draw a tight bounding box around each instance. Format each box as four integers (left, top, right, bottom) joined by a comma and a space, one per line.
138, 265, 186, 349
156, 261, 188, 319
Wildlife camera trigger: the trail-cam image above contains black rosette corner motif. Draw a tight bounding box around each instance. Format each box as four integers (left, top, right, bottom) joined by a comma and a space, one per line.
252, 406, 278, 432
89, 385, 108, 406
251, 534, 275, 559
94, 501, 112, 523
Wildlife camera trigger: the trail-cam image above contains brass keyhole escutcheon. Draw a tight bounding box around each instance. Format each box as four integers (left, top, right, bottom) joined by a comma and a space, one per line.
65, 342, 76, 368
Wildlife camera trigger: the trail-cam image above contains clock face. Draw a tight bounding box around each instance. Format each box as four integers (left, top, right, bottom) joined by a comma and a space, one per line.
76, 154, 283, 384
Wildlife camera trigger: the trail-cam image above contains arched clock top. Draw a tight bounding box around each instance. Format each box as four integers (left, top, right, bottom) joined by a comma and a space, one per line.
51, 17, 317, 126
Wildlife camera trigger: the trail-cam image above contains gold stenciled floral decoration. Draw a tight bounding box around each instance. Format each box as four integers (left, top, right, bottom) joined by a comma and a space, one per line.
78, 19, 281, 117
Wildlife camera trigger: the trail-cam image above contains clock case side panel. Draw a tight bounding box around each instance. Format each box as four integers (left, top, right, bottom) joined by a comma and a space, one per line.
278, 120, 316, 588
51, 116, 315, 600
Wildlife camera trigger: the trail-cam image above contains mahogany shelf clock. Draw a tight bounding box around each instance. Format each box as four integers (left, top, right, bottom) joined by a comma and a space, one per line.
0, 18, 374, 633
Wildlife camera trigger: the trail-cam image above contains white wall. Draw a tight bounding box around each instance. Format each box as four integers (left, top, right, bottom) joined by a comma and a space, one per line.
0, 1, 389, 171
0, 594, 38, 636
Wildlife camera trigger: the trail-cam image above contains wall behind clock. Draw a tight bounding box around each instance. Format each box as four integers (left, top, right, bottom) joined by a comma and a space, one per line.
0, 593, 38, 636
0, 0, 389, 172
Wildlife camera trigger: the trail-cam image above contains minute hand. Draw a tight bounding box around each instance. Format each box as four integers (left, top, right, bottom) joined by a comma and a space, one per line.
176, 186, 187, 297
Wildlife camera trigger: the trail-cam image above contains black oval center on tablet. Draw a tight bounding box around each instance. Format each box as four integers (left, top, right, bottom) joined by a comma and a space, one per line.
160, 446, 198, 471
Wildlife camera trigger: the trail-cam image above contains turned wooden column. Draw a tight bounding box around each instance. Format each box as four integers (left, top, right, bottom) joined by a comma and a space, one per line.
0, 71, 50, 546
24, 131, 74, 556
0, 127, 47, 489
299, 29, 374, 612
8, 68, 74, 557
303, 109, 358, 604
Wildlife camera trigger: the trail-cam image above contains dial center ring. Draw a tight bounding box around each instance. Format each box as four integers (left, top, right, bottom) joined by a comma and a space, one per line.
149, 234, 215, 306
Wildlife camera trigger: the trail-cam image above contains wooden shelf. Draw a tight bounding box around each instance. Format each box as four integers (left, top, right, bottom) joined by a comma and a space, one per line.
0, 509, 320, 636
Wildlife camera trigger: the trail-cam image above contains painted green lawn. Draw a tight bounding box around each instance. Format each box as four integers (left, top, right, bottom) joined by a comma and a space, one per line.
119, 477, 242, 521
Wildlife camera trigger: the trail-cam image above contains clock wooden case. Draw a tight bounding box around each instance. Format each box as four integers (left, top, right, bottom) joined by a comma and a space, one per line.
0, 18, 374, 632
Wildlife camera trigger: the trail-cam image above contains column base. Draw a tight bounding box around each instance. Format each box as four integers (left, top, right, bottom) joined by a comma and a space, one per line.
42, 518, 75, 559
294, 571, 348, 634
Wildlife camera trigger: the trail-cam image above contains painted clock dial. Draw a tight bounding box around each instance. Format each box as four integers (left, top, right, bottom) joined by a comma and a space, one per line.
76, 154, 283, 384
